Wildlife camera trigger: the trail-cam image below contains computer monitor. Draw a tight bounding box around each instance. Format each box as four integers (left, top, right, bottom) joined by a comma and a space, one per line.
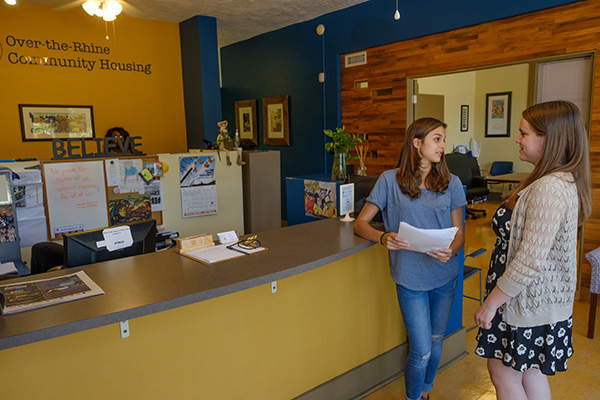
63, 219, 157, 268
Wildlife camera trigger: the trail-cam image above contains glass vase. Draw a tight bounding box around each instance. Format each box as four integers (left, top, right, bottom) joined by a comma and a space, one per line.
331, 149, 347, 180
357, 162, 367, 176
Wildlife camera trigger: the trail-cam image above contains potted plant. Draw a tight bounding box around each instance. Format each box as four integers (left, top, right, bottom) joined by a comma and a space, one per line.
324, 126, 362, 180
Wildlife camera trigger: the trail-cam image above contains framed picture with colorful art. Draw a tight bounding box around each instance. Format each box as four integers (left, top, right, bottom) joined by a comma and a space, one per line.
484, 92, 511, 137
19, 104, 95, 141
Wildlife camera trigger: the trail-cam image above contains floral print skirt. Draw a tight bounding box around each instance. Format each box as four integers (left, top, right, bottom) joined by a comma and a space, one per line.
474, 204, 573, 375
475, 308, 573, 375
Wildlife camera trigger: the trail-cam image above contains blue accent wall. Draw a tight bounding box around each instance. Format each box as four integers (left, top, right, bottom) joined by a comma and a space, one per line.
220, 0, 580, 220
180, 16, 222, 148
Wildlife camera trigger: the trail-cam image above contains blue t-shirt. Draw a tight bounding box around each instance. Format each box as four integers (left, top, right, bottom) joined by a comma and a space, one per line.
367, 169, 467, 290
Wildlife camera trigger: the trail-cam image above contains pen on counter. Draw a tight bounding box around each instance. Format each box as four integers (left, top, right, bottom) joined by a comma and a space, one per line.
226, 244, 249, 255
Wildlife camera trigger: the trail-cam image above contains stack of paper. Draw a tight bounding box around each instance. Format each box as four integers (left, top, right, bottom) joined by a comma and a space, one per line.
182, 244, 267, 264
397, 222, 458, 253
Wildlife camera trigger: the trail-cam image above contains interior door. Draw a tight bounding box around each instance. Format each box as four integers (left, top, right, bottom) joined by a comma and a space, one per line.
408, 79, 445, 123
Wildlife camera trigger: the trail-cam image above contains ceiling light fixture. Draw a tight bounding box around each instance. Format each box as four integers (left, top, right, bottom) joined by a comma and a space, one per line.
394, 0, 401, 20
4, 0, 17, 5
82, 0, 122, 21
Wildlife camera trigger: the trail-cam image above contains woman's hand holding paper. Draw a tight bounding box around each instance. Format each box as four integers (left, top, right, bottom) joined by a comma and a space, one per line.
382, 232, 410, 251
426, 248, 453, 263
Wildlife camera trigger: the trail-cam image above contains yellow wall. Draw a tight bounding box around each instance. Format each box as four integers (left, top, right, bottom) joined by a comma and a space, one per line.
0, 2, 187, 160
474, 64, 531, 173
417, 64, 531, 174
1, 245, 404, 399
418, 72, 477, 152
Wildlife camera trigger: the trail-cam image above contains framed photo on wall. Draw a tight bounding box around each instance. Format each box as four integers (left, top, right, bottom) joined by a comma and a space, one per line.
19, 104, 95, 141
460, 105, 469, 132
262, 95, 289, 146
484, 92, 511, 137
234, 99, 258, 145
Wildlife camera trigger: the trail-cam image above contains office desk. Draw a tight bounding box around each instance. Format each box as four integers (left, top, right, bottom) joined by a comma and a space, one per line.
484, 172, 529, 184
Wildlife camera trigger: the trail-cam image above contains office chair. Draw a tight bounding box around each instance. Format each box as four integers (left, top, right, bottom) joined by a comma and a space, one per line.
489, 161, 513, 176
464, 248, 487, 332
445, 153, 490, 219
349, 175, 382, 222
30, 242, 65, 274
488, 161, 514, 194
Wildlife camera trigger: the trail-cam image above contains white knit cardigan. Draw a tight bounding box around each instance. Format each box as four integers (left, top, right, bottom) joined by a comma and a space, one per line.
496, 172, 579, 327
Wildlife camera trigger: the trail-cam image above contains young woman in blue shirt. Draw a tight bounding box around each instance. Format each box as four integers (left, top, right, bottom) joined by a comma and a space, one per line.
354, 117, 467, 400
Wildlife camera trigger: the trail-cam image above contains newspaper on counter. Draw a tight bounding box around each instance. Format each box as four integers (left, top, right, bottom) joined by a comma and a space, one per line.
0, 271, 104, 315
397, 221, 458, 253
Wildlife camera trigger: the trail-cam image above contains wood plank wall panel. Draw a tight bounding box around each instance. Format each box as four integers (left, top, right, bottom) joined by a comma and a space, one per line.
341, 0, 600, 300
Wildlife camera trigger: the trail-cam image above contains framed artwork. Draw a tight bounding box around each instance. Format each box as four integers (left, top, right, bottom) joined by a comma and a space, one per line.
262, 95, 289, 146
484, 92, 512, 137
19, 104, 95, 141
234, 99, 258, 144
460, 105, 469, 132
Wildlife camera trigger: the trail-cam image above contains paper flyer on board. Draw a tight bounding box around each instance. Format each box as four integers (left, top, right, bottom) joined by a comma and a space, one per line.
397, 222, 458, 253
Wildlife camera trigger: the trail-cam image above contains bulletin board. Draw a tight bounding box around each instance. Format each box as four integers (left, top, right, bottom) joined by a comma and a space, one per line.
41, 156, 162, 240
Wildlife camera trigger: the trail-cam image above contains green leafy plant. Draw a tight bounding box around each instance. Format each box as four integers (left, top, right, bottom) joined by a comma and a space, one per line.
323, 126, 362, 161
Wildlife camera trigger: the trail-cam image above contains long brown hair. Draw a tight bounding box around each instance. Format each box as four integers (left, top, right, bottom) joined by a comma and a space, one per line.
505, 100, 592, 225
395, 117, 450, 199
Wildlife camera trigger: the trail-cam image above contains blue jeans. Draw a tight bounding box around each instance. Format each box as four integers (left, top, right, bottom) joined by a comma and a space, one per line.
396, 278, 457, 400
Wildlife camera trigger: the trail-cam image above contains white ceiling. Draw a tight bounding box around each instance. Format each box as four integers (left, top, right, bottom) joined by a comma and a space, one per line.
25, 0, 369, 47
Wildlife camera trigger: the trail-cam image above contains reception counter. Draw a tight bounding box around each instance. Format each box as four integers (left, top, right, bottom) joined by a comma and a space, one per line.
0, 218, 465, 399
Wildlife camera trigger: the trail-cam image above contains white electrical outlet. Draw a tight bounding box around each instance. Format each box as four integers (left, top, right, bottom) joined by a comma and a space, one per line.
271, 281, 277, 294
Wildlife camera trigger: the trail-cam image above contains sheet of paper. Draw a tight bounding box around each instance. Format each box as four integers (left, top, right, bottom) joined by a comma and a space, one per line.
12, 170, 42, 185
184, 244, 267, 264
0, 174, 10, 204
105, 159, 121, 187
181, 186, 218, 217
14, 183, 44, 208
0, 262, 17, 275
14, 210, 48, 246
102, 225, 134, 251
397, 221, 458, 253
118, 159, 143, 193
185, 245, 246, 264
143, 180, 164, 212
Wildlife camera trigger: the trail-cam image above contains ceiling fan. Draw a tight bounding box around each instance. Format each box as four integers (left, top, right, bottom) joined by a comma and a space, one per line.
56, 0, 140, 21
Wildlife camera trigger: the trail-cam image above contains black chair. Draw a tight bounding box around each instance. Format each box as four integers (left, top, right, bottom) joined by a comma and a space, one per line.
30, 242, 65, 274
445, 153, 489, 219
349, 175, 382, 222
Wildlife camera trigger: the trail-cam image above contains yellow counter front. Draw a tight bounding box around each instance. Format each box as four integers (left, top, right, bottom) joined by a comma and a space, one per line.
0, 219, 465, 399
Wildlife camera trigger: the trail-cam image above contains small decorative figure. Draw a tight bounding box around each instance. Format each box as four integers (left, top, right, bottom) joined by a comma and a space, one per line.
216, 120, 233, 165
216, 121, 231, 150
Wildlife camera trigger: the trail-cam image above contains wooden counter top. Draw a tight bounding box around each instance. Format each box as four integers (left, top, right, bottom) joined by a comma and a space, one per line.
0, 218, 374, 350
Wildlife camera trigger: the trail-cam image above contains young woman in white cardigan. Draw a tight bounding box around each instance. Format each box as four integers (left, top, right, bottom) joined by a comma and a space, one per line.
474, 100, 592, 400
